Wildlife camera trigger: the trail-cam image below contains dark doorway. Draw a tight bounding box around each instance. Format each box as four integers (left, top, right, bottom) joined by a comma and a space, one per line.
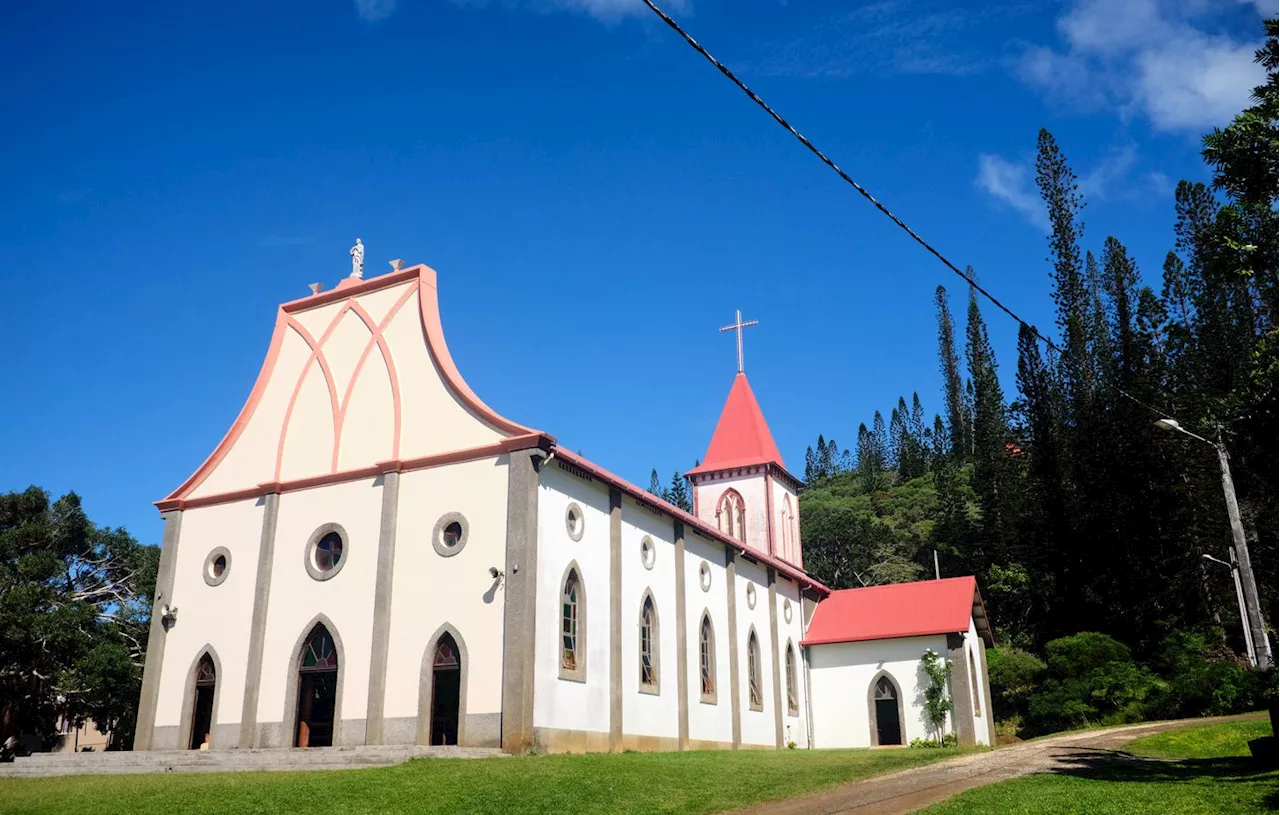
189, 655, 216, 749
429, 634, 461, 746
873, 676, 902, 746
295, 625, 339, 748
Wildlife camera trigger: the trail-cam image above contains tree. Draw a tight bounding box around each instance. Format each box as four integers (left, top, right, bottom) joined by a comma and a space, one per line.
935, 286, 969, 460
648, 469, 663, 498
0, 488, 158, 750
667, 471, 692, 514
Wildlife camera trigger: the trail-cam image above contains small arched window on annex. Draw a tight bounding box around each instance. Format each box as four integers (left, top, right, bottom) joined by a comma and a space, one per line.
746, 627, 763, 712
178, 645, 222, 751
559, 562, 586, 682
418, 623, 468, 747
284, 614, 345, 749
638, 591, 660, 694
784, 640, 799, 717
716, 489, 746, 542
698, 611, 717, 704
867, 670, 906, 747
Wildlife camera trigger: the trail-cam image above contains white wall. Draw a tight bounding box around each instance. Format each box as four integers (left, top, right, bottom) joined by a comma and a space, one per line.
735, 557, 777, 747
382, 456, 509, 724
533, 464, 612, 734
619, 499, 679, 740
154, 498, 264, 730
808, 634, 950, 749
255, 478, 383, 728
775, 576, 809, 749
684, 533, 733, 746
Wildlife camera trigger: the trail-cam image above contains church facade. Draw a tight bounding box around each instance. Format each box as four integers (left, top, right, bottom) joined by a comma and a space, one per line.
134, 258, 993, 755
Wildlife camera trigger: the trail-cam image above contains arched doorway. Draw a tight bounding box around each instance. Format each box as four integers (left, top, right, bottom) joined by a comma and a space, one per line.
871, 675, 903, 746
429, 634, 461, 746
188, 655, 216, 750
295, 625, 339, 748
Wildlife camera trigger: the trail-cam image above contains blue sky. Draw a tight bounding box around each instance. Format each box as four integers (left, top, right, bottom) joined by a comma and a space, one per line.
0, 0, 1268, 546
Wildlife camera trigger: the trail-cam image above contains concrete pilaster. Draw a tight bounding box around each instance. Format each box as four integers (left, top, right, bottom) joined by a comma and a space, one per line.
134, 509, 183, 751
364, 470, 401, 744
500, 450, 542, 753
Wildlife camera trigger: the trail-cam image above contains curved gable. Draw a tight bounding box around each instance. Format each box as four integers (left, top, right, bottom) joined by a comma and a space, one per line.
162, 265, 541, 507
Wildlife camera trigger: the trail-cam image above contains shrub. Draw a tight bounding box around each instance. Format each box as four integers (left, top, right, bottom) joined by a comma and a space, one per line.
1145, 630, 1259, 719
1024, 632, 1159, 734
986, 647, 1046, 722
920, 649, 954, 744
909, 733, 957, 748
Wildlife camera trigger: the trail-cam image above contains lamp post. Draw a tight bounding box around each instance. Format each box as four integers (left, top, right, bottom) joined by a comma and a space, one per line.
1202, 551, 1257, 667
1156, 418, 1273, 670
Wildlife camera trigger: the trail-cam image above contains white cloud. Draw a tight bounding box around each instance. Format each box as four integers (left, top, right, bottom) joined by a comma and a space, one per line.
355, 0, 397, 21
975, 154, 1048, 230
1014, 0, 1267, 132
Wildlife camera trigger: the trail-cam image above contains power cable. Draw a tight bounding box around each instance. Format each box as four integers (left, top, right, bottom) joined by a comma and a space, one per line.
639, 0, 1175, 422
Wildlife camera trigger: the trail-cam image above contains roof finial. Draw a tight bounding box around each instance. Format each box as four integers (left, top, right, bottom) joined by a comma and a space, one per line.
719, 309, 758, 373
349, 238, 365, 279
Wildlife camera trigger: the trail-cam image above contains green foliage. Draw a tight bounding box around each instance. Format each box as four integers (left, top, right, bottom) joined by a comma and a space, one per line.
1025, 633, 1160, 734
909, 733, 957, 748
0, 487, 158, 750
986, 647, 1046, 723
645, 468, 693, 514
920, 649, 954, 743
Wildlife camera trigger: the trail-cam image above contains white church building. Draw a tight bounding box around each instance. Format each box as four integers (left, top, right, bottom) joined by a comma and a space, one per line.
134, 255, 994, 755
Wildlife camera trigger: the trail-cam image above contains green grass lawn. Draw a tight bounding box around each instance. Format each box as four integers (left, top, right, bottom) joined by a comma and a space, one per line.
920, 718, 1276, 815
0, 746, 968, 815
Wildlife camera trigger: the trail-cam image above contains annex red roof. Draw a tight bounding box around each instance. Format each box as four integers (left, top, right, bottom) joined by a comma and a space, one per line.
801, 576, 994, 647
687, 373, 785, 476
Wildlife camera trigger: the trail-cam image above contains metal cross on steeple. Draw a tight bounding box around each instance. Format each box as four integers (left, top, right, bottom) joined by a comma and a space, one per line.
719, 309, 758, 373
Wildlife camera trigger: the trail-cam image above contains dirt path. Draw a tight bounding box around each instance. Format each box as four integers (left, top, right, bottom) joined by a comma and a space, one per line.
732, 713, 1264, 815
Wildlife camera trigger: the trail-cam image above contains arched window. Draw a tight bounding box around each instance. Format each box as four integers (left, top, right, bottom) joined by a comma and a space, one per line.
639, 594, 658, 692
785, 642, 798, 716
560, 567, 585, 680
717, 489, 746, 542
781, 495, 795, 561
969, 648, 981, 716
699, 612, 717, 702
747, 629, 763, 711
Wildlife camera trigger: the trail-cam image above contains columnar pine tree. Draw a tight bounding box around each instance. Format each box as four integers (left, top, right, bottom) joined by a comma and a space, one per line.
935, 286, 969, 460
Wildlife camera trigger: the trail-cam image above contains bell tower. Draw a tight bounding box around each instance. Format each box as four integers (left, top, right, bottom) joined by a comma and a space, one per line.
686, 311, 803, 566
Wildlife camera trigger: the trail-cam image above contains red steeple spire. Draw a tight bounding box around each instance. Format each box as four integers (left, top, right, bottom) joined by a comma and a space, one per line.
687, 373, 785, 475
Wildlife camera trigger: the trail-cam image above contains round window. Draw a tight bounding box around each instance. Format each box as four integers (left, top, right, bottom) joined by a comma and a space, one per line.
783, 599, 793, 624
304, 524, 349, 581
432, 513, 470, 557
746, 582, 757, 609
640, 537, 655, 570
699, 561, 712, 592
203, 547, 231, 587
565, 503, 585, 542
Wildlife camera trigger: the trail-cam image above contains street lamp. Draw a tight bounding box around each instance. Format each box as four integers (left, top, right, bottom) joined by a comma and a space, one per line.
1202, 552, 1257, 667
1156, 418, 1273, 669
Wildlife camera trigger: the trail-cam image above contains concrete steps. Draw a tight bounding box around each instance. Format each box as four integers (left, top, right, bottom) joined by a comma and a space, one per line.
0, 744, 506, 778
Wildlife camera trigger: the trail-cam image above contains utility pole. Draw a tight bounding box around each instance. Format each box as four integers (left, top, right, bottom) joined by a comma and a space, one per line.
1213, 436, 1272, 669
1157, 418, 1272, 670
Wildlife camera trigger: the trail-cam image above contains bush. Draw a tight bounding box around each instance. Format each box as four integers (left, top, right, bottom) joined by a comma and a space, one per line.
909, 733, 957, 748
1145, 630, 1260, 719
986, 647, 1046, 722
1024, 632, 1159, 734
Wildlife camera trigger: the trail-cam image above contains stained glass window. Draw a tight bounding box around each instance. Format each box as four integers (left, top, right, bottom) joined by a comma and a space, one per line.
442, 522, 463, 549
718, 491, 746, 542
747, 632, 762, 709
195, 654, 216, 685
700, 614, 715, 697
639, 596, 656, 688
212, 555, 227, 578
434, 635, 460, 669
301, 627, 338, 672
562, 571, 580, 671
315, 532, 343, 572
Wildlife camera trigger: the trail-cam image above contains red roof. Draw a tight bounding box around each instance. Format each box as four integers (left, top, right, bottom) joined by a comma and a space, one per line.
687, 373, 785, 476
801, 576, 994, 647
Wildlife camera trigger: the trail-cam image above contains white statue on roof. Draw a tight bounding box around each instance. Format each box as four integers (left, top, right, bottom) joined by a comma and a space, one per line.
349, 238, 364, 280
